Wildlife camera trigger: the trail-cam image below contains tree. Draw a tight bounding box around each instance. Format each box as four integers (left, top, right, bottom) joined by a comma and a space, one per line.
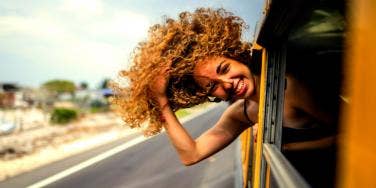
100, 78, 110, 89
42, 79, 76, 96
79, 82, 89, 90
99, 78, 113, 98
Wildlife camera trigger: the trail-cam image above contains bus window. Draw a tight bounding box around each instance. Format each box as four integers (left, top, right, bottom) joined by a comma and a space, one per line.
247, 0, 346, 187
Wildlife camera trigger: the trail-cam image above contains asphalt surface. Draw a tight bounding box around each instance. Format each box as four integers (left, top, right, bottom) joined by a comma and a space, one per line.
0, 103, 242, 188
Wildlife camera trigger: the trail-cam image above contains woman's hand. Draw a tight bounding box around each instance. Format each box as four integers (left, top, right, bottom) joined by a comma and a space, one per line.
149, 66, 170, 107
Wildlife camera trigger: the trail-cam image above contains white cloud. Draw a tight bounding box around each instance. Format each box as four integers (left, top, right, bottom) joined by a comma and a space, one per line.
0, 15, 67, 38
0, 0, 152, 87
60, 0, 104, 18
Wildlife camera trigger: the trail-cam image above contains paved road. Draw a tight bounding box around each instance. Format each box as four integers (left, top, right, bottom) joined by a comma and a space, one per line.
0, 103, 242, 188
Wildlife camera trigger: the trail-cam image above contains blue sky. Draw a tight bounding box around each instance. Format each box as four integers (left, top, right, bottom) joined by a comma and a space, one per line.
0, 0, 263, 88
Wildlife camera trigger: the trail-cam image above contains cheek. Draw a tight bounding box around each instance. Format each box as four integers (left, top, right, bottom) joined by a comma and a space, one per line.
193, 77, 206, 89
211, 88, 227, 99
246, 78, 256, 96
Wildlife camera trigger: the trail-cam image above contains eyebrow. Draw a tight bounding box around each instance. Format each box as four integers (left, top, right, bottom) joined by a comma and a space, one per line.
216, 60, 226, 74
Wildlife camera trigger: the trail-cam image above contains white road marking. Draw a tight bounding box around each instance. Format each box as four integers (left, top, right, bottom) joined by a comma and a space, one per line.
27, 136, 146, 188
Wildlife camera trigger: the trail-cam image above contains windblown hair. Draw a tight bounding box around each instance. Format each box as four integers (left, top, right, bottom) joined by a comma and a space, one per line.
110, 8, 252, 136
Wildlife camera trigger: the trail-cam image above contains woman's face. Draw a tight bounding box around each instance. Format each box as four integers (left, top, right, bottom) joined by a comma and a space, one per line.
193, 56, 256, 101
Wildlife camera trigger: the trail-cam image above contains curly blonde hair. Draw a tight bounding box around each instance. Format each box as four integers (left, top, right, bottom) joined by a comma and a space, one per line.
110, 8, 252, 136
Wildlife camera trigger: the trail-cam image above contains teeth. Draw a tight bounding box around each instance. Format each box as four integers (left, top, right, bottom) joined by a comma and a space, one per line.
236, 80, 244, 93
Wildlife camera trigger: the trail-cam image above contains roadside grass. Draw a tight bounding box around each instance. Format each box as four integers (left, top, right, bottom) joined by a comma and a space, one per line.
175, 102, 212, 119
175, 109, 190, 118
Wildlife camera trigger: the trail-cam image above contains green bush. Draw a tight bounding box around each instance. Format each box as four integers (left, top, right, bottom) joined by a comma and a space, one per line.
50, 108, 78, 124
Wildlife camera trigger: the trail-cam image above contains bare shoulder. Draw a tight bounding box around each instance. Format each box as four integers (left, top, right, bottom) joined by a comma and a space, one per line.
207, 100, 252, 138
221, 99, 256, 127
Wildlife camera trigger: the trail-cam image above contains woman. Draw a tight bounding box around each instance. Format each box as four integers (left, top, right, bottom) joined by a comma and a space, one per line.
111, 8, 338, 180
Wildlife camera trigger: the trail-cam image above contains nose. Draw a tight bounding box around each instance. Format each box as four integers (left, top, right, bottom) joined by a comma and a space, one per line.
218, 77, 233, 92
206, 77, 233, 101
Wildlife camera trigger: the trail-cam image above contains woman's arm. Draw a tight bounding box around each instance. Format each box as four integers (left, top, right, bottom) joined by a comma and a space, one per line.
159, 98, 252, 166
150, 68, 252, 166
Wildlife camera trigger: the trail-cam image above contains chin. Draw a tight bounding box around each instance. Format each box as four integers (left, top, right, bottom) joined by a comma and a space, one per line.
244, 86, 255, 99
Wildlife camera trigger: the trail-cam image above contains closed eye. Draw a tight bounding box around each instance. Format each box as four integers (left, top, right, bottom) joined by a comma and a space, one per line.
216, 60, 230, 75
220, 63, 230, 74
206, 80, 218, 94
216, 60, 226, 74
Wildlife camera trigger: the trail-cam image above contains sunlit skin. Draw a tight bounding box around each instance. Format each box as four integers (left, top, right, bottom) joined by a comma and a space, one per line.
194, 56, 336, 129
150, 57, 258, 165
150, 55, 337, 165
193, 56, 259, 102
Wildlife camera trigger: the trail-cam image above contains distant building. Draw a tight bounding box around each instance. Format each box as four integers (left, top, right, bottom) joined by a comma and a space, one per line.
0, 83, 19, 108
0, 83, 28, 108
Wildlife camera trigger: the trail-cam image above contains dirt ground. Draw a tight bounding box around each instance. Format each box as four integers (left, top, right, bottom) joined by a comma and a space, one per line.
0, 111, 138, 181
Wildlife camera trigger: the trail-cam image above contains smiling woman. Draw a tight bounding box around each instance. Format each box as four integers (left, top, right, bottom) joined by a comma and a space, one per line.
110, 8, 252, 136
193, 56, 257, 102
111, 7, 338, 171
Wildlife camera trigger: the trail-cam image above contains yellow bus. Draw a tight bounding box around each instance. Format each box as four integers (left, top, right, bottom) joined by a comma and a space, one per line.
240, 0, 376, 187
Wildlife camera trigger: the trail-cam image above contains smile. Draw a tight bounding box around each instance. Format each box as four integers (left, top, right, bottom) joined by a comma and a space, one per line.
235, 79, 247, 97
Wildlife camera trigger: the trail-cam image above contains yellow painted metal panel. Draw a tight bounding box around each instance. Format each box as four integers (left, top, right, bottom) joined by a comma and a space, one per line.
240, 128, 252, 188
252, 47, 268, 188
265, 165, 271, 188
338, 0, 376, 187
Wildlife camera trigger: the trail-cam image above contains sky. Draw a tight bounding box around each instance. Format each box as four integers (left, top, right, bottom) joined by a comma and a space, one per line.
0, 0, 264, 89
